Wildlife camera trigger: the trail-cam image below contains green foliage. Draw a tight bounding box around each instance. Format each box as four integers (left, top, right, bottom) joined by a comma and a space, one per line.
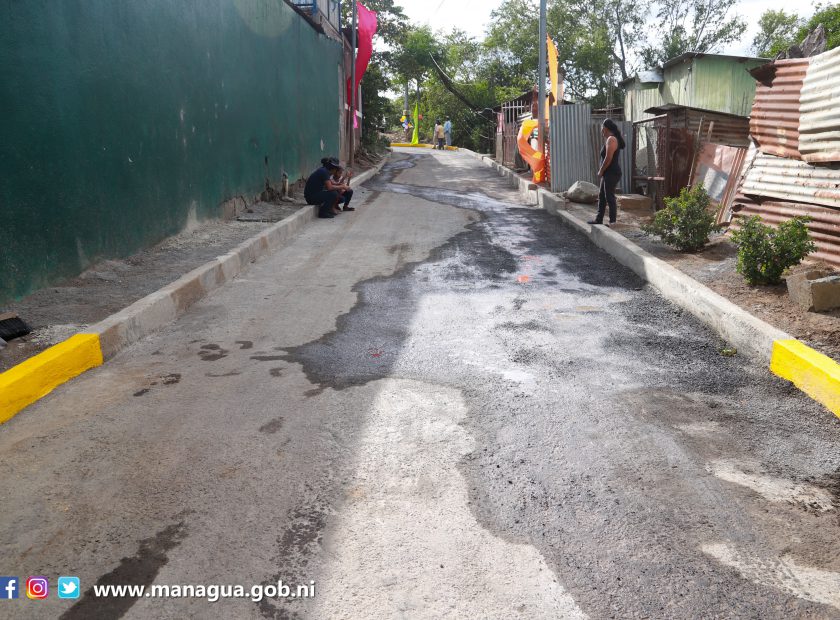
798, 2, 840, 50
642, 186, 718, 252
641, 0, 745, 67
393, 26, 444, 83
484, 0, 640, 105
341, 0, 407, 51
730, 216, 816, 286
752, 10, 804, 56
408, 30, 498, 151
752, 4, 840, 58
359, 63, 390, 147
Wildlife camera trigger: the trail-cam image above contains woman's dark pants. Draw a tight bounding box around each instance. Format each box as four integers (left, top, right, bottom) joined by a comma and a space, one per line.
596, 173, 621, 223
307, 190, 339, 217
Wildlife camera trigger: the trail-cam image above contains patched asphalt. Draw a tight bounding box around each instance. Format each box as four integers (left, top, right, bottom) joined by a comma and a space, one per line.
0, 148, 838, 619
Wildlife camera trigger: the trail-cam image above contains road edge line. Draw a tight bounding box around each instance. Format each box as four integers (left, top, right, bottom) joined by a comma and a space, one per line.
0, 152, 391, 423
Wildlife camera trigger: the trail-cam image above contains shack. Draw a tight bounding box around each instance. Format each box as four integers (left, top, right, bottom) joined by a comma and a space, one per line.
622, 52, 769, 123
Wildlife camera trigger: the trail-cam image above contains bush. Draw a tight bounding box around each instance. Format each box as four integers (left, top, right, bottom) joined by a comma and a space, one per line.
730, 215, 816, 285
642, 186, 718, 252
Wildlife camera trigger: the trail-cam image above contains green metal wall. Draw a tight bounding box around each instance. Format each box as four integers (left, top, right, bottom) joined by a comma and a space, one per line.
624, 56, 767, 123
0, 0, 342, 303
691, 56, 766, 117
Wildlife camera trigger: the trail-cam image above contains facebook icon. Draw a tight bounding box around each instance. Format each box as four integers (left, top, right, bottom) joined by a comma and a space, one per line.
0, 577, 19, 599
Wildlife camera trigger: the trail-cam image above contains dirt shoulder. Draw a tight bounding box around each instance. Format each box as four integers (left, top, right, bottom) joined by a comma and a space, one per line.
564, 200, 840, 362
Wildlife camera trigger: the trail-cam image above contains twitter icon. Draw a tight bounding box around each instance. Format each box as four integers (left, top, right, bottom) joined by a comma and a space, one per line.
57, 577, 80, 600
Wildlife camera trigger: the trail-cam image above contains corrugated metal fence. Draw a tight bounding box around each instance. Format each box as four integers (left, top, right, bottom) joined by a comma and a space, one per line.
800, 46, 840, 163
730, 44, 840, 267
550, 105, 594, 193
550, 105, 633, 194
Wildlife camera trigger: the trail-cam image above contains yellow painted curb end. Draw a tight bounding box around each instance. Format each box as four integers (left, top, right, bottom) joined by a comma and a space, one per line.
0, 333, 103, 424
771, 339, 840, 418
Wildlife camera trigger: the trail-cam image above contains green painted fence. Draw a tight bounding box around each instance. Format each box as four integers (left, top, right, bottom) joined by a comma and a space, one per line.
0, 0, 343, 303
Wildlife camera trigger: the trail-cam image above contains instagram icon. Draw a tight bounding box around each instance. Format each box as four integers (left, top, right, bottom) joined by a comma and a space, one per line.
26, 577, 48, 600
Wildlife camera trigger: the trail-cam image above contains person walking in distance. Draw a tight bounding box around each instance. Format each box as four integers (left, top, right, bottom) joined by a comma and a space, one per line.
304, 157, 352, 219
589, 119, 625, 226
444, 117, 452, 147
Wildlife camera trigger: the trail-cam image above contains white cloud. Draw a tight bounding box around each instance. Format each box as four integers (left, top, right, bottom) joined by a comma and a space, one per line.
397, 0, 505, 39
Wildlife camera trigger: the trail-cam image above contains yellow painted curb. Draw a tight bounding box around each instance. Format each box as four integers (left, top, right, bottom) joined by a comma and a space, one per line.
0, 333, 103, 424
389, 143, 459, 151
771, 339, 840, 418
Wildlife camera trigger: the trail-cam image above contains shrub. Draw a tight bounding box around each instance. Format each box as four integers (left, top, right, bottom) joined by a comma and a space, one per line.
730, 215, 816, 285
642, 186, 718, 252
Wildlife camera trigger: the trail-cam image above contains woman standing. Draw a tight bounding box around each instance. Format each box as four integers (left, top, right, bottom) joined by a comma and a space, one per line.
589, 119, 626, 226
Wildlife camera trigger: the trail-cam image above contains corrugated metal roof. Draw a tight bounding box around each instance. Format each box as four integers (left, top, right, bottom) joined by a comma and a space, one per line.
662, 52, 769, 70
801, 46, 840, 163
731, 194, 840, 266
749, 58, 809, 160
740, 152, 840, 210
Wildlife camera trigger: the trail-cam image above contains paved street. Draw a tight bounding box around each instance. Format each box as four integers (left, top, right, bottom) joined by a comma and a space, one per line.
2, 148, 839, 619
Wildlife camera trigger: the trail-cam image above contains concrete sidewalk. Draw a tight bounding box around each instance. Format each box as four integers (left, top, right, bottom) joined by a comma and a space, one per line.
0, 154, 390, 423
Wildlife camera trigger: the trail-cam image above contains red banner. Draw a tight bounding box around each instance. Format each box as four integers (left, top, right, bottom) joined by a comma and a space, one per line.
347, 2, 377, 128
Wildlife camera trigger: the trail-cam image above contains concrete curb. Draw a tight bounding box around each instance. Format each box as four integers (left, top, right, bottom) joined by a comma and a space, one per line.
0, 152, 391, 423
460, 148, 840, 418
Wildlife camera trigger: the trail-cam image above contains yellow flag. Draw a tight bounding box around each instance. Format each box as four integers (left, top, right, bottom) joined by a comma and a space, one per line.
547, 35, 560, 105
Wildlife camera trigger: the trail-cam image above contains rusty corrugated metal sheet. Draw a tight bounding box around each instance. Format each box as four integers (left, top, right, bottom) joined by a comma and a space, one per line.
749, 58, 809, 159
740, 151, 840, 210
690, 142, 747, 206
731, 194, 840, 266
646, 104, 750, 146
801, 46, 840, 163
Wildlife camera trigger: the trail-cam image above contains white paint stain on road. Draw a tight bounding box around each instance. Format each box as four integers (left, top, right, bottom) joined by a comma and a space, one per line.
703, 542, 840, 610
312, 379, 587, 619
709, 460, 835, 512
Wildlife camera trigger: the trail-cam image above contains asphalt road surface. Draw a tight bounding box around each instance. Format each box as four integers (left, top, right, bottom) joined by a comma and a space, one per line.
2, 148, 839, 619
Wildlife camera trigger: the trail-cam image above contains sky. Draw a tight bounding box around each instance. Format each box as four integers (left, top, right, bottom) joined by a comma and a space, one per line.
395, 0, 814, 58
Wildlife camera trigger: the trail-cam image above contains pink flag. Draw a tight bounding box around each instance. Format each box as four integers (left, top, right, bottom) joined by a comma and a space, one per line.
347, 2, 377, 129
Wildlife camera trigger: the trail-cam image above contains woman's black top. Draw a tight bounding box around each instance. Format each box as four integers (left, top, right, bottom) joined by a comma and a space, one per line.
304, 167, 331, 202
600, 141, 622, 177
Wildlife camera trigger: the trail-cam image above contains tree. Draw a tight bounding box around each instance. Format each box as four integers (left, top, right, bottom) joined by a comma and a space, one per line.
340, 1, 410, 149
752, 10, 803, 57
797, 2, 840, 50
421, 30, 499, 151
341, 0, 408, 50
642, 0, 746, 67
392, 26, 444, 87
484, 0, 636, 106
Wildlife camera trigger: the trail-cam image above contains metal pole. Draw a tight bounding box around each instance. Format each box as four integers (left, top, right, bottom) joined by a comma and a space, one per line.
349, 0, 357, 167
537, 0, 547, 166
